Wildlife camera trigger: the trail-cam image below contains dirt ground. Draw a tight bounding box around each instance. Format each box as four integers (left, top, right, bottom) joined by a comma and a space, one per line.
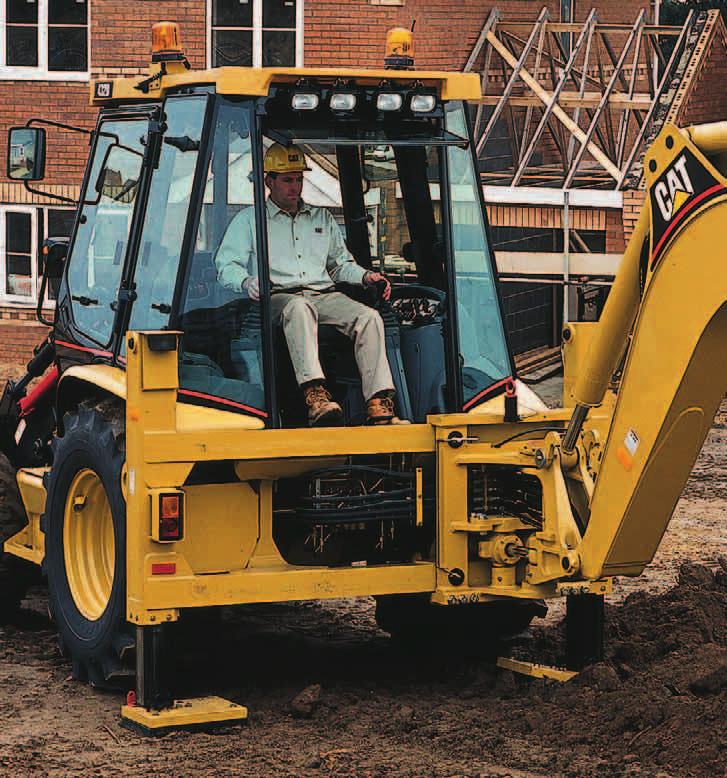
0, 396, 724, 777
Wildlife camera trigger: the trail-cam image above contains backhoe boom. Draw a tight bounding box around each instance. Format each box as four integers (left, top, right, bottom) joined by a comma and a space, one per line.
575, 122, 727, 578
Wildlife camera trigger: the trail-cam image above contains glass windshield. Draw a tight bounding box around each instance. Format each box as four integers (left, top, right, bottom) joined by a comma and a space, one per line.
67, 118, 147, 345
445, 102, 511, 408
178, 99, 267, 418
129, 95, 207, 334
175, 99, 510, 423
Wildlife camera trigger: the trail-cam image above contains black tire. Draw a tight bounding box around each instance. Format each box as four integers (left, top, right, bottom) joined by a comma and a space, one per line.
375, 593, 546, 648
43, 401, 134, 689
0, 452, 39, 622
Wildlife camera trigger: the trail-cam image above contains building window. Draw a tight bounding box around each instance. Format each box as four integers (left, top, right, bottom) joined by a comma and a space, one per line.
1, 0, 89, 80
0, 206, 37, 302
0, 206, 75, 305
209, 0, 303, 68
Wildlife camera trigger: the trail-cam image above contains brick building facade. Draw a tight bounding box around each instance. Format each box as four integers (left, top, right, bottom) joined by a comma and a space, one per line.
0, 0, 702, 368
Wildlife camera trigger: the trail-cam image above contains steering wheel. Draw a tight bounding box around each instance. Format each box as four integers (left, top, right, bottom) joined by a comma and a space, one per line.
386, 283, 446, 326
389, 284, 446, 304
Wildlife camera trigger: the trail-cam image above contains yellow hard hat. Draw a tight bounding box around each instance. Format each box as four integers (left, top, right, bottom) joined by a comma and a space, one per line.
264, 143, 310, 174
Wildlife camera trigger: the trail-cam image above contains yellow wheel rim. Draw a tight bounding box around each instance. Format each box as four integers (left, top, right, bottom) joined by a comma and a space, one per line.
63, 468, 115, 621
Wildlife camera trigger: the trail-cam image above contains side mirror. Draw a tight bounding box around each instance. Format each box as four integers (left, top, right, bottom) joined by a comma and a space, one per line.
42, 237, 68, 280
7, 127, 46, 181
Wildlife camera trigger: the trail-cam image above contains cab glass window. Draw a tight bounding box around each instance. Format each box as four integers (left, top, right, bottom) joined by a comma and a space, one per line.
129, 96, 208, 334
66, 118, 147, 345
445, 102, 511, 408
178, 99, 266, 419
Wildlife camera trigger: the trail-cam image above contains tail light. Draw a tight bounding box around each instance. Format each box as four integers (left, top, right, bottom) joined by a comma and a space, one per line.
151, 489, 184, 542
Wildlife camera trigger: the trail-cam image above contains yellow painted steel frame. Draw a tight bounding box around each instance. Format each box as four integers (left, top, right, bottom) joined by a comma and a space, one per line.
4, 468, 47, 565
90, 60, 481, 106
122, 330, 615, 626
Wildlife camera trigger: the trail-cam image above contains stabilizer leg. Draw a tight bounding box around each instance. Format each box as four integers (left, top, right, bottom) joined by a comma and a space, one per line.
566, 593, 604, 670
121, 623, 247, 735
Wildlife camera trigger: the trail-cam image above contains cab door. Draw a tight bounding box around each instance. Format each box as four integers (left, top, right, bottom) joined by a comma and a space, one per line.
128, 95, 209, 335
60, 112, 151, 352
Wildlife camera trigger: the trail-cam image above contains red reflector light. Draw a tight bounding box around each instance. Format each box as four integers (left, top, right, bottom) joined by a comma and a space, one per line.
161, 494, 180, 519
158, 493, 183, 541
151, 562, 176, 575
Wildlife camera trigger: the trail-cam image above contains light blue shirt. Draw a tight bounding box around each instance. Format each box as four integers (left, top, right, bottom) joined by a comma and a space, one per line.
215, 199, 367, 292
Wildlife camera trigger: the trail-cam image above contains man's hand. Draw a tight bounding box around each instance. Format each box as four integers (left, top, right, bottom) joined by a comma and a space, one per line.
243, 276, 260, 300
363, 271, 391, 301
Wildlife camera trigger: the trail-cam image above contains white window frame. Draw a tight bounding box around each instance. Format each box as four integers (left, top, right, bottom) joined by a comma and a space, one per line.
0, 0, 90, 81
207, 0, 304, 69
42, 205, 74, 307
0, 205, 38, 305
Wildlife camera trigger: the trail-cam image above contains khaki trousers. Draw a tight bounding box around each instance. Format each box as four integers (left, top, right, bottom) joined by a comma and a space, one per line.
270, 290, 394, 400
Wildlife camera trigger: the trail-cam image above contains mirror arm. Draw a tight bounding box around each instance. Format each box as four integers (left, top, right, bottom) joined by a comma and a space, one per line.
25, 117, 93, 137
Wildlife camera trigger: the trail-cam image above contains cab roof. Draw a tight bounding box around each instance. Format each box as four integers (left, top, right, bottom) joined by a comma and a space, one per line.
90, 63, 481, 106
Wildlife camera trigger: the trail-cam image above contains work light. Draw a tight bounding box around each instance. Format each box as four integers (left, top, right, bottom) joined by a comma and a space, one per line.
377, 93, 403, 111
330, 93, 357, 111
291, 93, 319, 110
410, 94, 436, 113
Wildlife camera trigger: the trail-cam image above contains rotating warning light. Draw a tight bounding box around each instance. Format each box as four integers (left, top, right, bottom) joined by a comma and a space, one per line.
151, 22, 185, 63
384, 27, 415, 69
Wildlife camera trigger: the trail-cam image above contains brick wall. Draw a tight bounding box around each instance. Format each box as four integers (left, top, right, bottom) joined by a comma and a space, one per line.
622, 188, 646, 244
0, 315, 49, 372
305, 1, 651, 70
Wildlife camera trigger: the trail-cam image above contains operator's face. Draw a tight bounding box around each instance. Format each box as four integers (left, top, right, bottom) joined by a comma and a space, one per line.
267, 172, 304, 213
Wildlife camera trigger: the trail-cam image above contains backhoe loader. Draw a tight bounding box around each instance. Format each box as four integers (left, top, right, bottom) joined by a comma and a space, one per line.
1, 22, 725, 731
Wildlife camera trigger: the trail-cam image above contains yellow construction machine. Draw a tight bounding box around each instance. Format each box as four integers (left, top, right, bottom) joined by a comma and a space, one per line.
1, 22, 725, 732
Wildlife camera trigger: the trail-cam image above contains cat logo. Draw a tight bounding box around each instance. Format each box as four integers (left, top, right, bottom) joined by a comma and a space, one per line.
653, 154, 693, 222
94, 81, 113, 99
649, 146, 725, 268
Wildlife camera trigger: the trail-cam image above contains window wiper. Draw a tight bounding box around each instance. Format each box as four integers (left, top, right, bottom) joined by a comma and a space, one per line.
164, 135, 200, 152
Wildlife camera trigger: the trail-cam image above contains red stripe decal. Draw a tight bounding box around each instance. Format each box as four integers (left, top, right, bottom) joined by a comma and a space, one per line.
651, 183, 726, 266
55, 339, 113, 359
463, 376, 513, 411
178, 389, 268, 418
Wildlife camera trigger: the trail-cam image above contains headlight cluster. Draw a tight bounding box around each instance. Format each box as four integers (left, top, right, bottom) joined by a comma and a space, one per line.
289, 88, 438, 114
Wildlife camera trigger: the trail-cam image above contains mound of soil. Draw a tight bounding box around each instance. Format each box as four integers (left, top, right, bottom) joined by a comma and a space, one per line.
479, 560, 727, 776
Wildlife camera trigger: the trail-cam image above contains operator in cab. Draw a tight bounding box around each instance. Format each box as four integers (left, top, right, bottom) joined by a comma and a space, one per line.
215, 143, 408, 427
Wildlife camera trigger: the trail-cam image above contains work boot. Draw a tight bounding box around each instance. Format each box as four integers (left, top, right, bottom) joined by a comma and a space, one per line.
303, 383, 343, 426
366, 392, 411, 425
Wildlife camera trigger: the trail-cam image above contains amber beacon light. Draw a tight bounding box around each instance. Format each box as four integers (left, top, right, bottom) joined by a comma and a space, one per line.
151, 22, 185, 63
384, 26, 415, 69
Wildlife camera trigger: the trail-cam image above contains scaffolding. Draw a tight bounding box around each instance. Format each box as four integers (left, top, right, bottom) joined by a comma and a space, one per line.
466, 7, 705, 189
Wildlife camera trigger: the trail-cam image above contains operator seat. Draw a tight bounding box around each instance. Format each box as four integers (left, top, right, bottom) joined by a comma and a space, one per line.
232, 282, 410, 427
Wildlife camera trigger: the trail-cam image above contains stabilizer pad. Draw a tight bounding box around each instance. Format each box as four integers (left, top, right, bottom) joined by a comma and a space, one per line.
121, 696, 248, 735
497, 656, 578, 683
